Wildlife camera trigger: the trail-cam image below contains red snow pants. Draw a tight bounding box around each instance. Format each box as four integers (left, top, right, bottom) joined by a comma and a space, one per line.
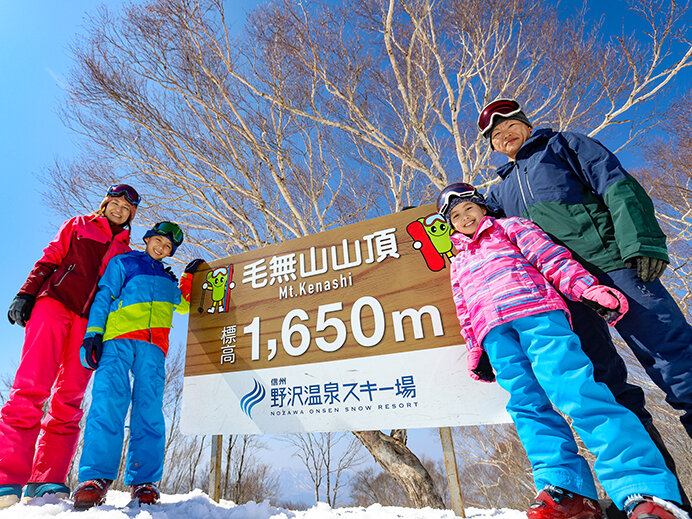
0, 297, 92, 485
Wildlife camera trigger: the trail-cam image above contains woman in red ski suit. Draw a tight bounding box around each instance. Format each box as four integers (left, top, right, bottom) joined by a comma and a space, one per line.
0, 184, 139, 507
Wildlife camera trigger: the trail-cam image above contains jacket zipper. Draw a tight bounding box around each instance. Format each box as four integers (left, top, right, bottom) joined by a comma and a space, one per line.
514, 163, 530, 215
53, 264, 75, 286
149, 261, 155, 343
523, 165, 535, 200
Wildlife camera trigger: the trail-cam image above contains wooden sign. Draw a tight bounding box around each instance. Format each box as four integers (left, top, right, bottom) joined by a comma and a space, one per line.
181, 204, 510, 435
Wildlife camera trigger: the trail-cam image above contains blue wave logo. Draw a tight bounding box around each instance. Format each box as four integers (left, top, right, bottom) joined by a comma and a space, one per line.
240, 379, 266, 419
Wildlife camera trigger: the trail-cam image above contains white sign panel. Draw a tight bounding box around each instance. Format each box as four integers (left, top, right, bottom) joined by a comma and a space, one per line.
182, 205, 511, 435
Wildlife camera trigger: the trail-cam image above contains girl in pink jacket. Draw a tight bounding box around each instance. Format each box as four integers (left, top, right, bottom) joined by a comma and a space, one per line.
0, 184, 139, 508
438, 183, 687, 519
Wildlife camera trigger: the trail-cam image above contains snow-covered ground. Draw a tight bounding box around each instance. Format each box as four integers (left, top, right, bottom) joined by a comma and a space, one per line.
0, 489, 526, 519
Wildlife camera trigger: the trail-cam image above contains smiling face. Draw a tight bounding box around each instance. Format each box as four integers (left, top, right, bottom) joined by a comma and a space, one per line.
449, 200, 487, 236
144, 234, 173, 260
491, 119, 532, 160
103, 197, 132, 226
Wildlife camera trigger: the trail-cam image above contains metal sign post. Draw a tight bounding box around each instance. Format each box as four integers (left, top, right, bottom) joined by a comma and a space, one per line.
440, 426, 465, 518
209, 434, 222, 502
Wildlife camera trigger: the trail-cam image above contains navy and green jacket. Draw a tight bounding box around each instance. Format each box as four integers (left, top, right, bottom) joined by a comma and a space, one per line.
485, 129, 668, 275
84, 250, 189, 355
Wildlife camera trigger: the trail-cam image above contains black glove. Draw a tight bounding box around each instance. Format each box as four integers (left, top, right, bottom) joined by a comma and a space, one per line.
472, 350, 496, 383
580, 285, 628, 326
163, 265, 178, 282
625, 256, 668, 283
8, 294, 36, 327
80, 335, 104, 371
184, 258, 206, 274
581, 298, 621, 324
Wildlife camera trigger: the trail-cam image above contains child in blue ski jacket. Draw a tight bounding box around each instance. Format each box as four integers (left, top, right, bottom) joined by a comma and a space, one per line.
72, 222, 204, 510
439, 183, 688, 519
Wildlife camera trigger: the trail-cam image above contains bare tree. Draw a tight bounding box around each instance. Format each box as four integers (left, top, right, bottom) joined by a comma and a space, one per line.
0, 371, 16, 407
275, 499, 311, 510
222, 434, 280, 504
353, 430, 445, 508
636, 92, 692, 314
452, 424, 534, 510
238, 0, 692, 188
44, 0, 691, 508
350, 466, 411, 506
286, 432, 364, 506
349, 455, 448, 507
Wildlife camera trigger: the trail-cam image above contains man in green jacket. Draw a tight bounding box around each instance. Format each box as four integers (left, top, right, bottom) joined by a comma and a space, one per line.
479, 98, 692, 509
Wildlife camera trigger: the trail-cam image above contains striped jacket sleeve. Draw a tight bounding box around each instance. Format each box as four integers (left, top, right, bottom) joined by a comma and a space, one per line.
501, 218, 597, 301
450, 260, 480, 351
85, 255, 126, 338
175, 273, 191, 315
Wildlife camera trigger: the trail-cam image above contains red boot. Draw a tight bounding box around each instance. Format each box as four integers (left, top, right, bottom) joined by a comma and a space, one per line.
131, 483, 160, 505
625, 495, 689, 519
72, 479, 111, 510
528, 486, 603, 519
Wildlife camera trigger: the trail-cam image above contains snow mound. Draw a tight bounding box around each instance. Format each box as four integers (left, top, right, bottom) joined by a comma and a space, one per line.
0, 488, 526, 519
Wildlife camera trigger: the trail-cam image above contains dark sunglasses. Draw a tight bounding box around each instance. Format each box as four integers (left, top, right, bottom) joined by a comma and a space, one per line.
152, 221, 184, 246
107, 184, 141, 207
477, 99, 522, 136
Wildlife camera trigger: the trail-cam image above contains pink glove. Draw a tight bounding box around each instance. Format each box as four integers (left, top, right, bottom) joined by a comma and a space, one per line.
581, 285, 629, 326
467, 347, 495, 383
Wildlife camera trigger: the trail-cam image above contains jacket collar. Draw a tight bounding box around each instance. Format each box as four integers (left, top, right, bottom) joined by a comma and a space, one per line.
131, 249, 163, 263
450, 216, 496, 250
495, 128, 555, 179
91, 214, 132, 241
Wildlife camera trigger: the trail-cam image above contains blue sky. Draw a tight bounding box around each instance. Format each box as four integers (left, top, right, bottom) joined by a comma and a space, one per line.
0, 0, 689, 495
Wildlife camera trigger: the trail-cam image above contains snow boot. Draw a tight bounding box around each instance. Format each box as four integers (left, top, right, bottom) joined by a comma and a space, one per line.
528, 485, 603, 519
0, 485, 22, 509
23, 482, 71, 501
642, 422, 691, 511
130, 482, 160, 505
624, 495, 690, 519
602, 499, 628, 519
72, 479, 111, 510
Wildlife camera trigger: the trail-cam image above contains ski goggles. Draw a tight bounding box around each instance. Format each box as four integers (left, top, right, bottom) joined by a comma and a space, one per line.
151, 221, 184, 246
436, 182, 479, 216
107, 184, 141, 207
477, 98, 522, 136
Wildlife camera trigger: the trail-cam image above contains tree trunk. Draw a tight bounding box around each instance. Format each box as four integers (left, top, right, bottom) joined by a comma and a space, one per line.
353, 430, 444, 508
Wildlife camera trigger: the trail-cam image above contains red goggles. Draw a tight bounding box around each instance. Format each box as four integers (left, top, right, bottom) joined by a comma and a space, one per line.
477, 98, 522, 136
107, 184, 141, 207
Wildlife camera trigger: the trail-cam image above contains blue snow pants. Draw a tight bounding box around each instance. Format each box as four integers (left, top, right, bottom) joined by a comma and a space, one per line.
566, 268, 692, 437
78, 338, 166, 485
482, 310, 681, 509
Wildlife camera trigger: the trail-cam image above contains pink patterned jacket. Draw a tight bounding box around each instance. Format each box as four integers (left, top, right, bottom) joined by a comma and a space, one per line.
449, 216, 597, 351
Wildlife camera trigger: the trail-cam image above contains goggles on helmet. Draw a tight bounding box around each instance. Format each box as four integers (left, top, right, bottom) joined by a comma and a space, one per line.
107, 184, 141, 207
477, 98, 522, 136
151, 221, 184, 246
436, 182, 478, 216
